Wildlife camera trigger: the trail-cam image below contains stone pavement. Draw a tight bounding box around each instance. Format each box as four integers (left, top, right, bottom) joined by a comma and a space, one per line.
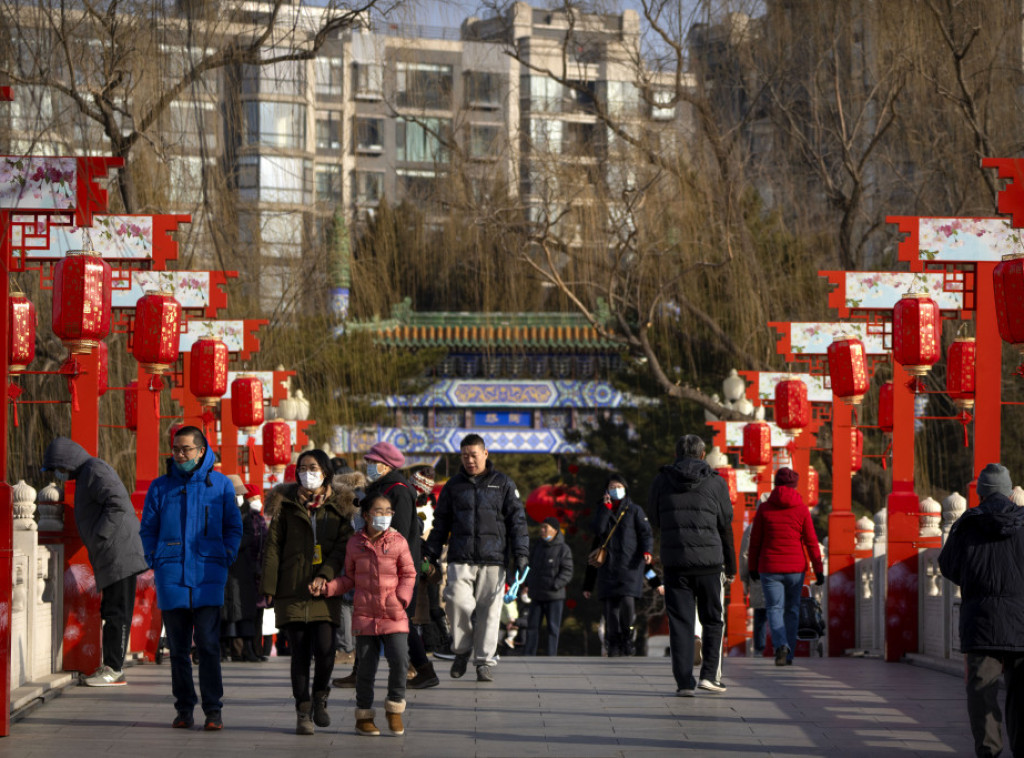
1, 654, 981, 757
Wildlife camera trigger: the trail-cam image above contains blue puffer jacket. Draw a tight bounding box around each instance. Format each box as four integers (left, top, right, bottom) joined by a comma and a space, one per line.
140, 448, 243, 610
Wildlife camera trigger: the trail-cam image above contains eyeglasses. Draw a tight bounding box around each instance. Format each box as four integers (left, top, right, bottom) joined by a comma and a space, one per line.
171, 446, 199, 456
296, 465, 322, 474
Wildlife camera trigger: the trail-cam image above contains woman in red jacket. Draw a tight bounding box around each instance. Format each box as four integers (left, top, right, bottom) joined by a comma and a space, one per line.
747, 468, 824, 666
316, 494, 417, 736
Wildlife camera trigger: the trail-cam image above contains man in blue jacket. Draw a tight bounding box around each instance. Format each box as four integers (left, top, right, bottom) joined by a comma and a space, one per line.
140, 426, 242, 731
939, 463, 1024, 758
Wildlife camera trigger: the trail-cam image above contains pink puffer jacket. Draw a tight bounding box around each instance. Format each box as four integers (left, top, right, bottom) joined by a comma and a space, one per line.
325, 528, 416, 636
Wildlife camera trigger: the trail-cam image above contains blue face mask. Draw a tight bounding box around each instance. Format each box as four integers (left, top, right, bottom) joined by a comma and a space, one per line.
371, 515, 392, 531
175, 457, 200, 474
54, 470, 70, 482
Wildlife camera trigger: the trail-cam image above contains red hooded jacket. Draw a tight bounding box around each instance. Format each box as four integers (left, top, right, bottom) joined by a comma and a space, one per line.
747, 486, 824, 576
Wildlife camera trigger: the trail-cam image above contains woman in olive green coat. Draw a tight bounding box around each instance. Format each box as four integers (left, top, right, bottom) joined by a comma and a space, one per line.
262, 449, 356, 734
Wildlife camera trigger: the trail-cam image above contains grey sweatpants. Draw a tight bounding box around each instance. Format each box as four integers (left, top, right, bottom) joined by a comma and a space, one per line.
444, 563, 505, 667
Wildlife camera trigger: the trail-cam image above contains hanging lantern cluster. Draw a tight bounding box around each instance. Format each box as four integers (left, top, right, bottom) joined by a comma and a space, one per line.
132, 291, 182, 375
806, 467, 819, 506
8, 292, 36, 371
893, 293, 940, 378
851, 427, 864, 473
52, 251, 112, 354
124, 380, 138, 431
231, 375, 265, 434
742, 422, 772, 472
993, 253, 1024, 373
716, 466, 738, 504
262, 420, 292, 474
774, 377, 810, 437
878, 381, 894, 433
946, 336, 976, 411
190, 339, 229, 408
827, 335, 869, 405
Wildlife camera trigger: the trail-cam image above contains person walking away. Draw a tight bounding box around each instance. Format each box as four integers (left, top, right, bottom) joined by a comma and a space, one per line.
411, 467, 455, 659
222, 477, 267, 662
739, 502, 768, 656
648, 435, 735, 697
524, 517, 574, 656
582, 474, 653, 657
261, 449, 356, 735
747, 468, 823, 666
422, 434, 529, 683
139, 427, 242, 729
939, 463, 1024, 758
315, 494, 417, 736
43, 436, 149, 687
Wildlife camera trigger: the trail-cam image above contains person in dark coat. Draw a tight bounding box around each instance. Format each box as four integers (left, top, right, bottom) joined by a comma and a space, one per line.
524, 516, 574, 656
139, 426, 242, 730
939, 463, 1024, 758
422, 434, 529, 683
583, 474, 653, 657
648, 434, 735, 697
222, 477, 267, 662
42, 436, 149, 687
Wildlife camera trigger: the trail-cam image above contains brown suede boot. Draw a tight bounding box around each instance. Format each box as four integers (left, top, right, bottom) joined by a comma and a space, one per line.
295, 701, 315, 735
355, 708, 379, 736
332, 667, 357, 688
385, 699, 406, 736
312, 689, 330, 727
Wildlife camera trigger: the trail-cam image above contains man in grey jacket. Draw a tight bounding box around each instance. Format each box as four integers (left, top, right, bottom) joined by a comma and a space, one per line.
43, 436, 148, 686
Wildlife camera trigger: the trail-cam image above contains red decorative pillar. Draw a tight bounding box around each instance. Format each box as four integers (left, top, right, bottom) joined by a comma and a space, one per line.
0, 211, 14, 732
827, 399, 856, 656
971, 262, 1002, 506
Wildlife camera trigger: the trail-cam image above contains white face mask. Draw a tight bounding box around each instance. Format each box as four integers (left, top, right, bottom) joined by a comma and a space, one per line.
365, 462, 383, 483
371, 514, 392, 531
236, 495, 245, 507
609, 486, 626, 501
248, 498, 263, 512
298, 470, 324, 491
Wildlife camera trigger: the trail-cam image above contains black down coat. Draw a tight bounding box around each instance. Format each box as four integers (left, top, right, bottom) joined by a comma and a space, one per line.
583, 498, 653, 600
647, 457, 736, 577
423, 461, 529, 567
42, 436, 148, 590
526, 530, 574, 602
938, 493, 1024, 652
365, 468, 420, 569
223, 506, 267, 627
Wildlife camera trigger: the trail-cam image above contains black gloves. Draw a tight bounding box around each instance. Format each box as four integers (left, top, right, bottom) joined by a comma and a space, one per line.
515, 555, 529, 574
749, 570, 760, 582
814, 571, 825, 586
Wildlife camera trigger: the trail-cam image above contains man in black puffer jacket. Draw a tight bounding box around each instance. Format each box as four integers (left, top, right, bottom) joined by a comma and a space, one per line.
648, 434, 735, 698
939, 463, 1024, 758
423, 434, 529, 683
524, 517, 574, 656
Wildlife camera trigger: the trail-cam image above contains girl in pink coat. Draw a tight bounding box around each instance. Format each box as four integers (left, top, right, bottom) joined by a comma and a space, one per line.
316, 494, 416, 736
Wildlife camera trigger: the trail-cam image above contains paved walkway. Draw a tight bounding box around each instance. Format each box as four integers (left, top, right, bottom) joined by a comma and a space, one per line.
2, 655, 980, 757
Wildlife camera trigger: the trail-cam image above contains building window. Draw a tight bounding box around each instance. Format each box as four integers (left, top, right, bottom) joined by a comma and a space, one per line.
169, 100, 219, 151
396, 118, 450, 163
396, 62, 453, 110
354, 117, 383, 153
469, 124, 501, 160
316, 111, 342, 151
315, 56, 343, 98
528, 76, 564, 113
465, 71, 500, 109
605, 81, 638, 117
651, 90, 676, 120
353, 62, 383, 99
316, 165, 343, 205
244, 101, 307, 149
258, 212, 303, 259
529, 118, 563, 153
242, 55, 306, 96
397, 170, 438, 201
564, 121, 598, 156
238, 156, 313, 204
353, 171, 384, 205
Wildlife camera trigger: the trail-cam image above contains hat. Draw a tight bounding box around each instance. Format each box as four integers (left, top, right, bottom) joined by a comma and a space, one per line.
774, 467, 799, 488
226, 474, 246, 496
977, 463, 1013, 500
542, 517, 560, 531
244, 484, 262, 499
410, 467, 436, 495
364, 441, 405, 469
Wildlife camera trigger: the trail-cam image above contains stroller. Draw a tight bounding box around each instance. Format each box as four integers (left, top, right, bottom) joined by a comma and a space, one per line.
796, 586, 826, 657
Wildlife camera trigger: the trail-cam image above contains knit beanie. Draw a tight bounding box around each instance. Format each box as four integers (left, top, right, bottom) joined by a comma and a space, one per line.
543, 517, 560, 532
977, 463, 1012, 500
774, 467, 799, 489
364, 441, 405, 469
410, 467, 436, 495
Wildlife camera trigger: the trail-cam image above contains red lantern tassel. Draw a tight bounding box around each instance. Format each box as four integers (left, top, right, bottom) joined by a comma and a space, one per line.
1015, 362, 1024, 378
7, 383, 23, 427
201, 409, 216, 441
148, 375, 163, 418
247, 436, 259, 471
958, 410, 973, 448
60, 356, 81, 412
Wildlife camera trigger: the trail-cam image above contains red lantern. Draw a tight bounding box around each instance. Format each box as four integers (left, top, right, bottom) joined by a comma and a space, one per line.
993, 253, 1024, 367
716, 467, 738, 504
231, 375, 265, 434
9, 291, 35, 371
946, 337, 976, 411
262, 420, 292, 474
52, 250, 112, 354
878, 381, 894, 433
97, 340, 108, 397
124, 380, 138, 431
806, 467, 819, 505
741, 422, 772, 471
893, 293, 941, 377
774, 377, 810, 437
132, 291, 182, 374
190, 339, 229, 408
827, 336, 869, 405
851, 427, 864, 473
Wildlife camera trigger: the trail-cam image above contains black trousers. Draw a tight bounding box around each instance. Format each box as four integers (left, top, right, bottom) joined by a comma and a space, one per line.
603, 596, 636, 656
284, 621, 336, 704
100, 574, 137, 671
966, 651, 1024, 758
663, 569, 724, 691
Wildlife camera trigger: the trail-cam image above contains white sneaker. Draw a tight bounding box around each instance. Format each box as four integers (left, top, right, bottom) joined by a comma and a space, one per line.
698, 678, 727, 694
83, 666, 126, 687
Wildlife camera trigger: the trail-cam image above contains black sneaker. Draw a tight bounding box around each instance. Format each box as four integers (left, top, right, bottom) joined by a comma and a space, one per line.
203, 711, 223, 731
476, 665, 494, 683
775, 645, 790, 667
172, 712, 194, 729
450, 653, 469, 679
